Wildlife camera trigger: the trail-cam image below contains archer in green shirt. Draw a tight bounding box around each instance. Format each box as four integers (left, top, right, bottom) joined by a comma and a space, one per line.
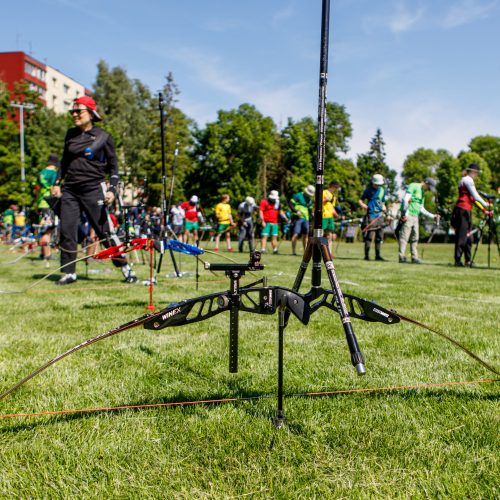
398, 178, 440, 264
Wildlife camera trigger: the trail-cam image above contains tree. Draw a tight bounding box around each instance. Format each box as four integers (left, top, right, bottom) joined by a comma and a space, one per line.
457, 152, 491, 193
326, 157, 362, 213
435, 152, 490, 222
92, 63, 194, 206
0, 81, 42, 209
93, 61, 155, 180
325, 102, 353, 159
402, 148, 452, 186
279, 101, 354, 200
468, 135, 500, 191
280, 116, 317, 197
146, 74, 195, 207
356, 128, 398, 199
188, 103, 280, 212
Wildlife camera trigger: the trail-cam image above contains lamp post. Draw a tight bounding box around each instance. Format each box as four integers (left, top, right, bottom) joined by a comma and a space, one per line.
10, 101, 35, 183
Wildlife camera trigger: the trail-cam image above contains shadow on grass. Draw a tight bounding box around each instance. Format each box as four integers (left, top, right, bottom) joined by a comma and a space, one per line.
81, 300, 151, 310
31, 274, 95, 283
1, 384, 497, 434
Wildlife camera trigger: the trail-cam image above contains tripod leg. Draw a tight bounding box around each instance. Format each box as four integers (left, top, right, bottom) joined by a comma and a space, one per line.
320, 242, 366, 375
229, 305, 239, 373
273, 299, 287, 429
169, 247, 181, 277
284, 240, 313, 327
470, 222, 484, 266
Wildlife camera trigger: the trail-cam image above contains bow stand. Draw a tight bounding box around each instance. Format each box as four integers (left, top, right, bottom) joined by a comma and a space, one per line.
156, 93, 183, 280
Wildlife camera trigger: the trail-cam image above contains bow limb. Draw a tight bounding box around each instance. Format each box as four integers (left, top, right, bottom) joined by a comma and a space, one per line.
92, 238, 149, 260
301, 289, 499, 376
0, 313, 154, 401
396, 313, 500, 377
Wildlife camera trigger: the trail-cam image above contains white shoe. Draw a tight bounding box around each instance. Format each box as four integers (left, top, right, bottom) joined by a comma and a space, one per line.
57, 273, 77, 285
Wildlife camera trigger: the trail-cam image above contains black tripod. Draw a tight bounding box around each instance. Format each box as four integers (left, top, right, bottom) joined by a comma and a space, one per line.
470, 210, 500, 268
278, 0, 365, 424
156, 93, 182, 279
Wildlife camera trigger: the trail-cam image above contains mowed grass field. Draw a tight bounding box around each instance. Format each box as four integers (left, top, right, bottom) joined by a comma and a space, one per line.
0, 238, 498, 498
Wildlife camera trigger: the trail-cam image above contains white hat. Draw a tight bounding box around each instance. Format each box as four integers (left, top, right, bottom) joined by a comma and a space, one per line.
268, 190, 279, 200
190, 195, 199, 203
371, 174, 384, 186
245, 196, 255, 206
304, 185, 315, 197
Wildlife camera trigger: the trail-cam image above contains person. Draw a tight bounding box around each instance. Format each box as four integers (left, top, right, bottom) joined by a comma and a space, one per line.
398, 178, 440, 264
170, 202, 185, 237
52, 96, 137, 285
322, 181, 340, 253
13, 208, 27, 239
214, 194, 234, 252
358, 174, 386, 261
237, 196, 257, 253
2, 205, 16, 241
181, 195, 201, 245
36, 155, 59, 217
451, 164, 491, 267
290, 185, 314, 256
259, 190, 287, 254
36, 155, 59, 263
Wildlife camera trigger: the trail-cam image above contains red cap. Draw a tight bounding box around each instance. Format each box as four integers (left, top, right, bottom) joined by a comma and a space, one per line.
73, 96, 101, 121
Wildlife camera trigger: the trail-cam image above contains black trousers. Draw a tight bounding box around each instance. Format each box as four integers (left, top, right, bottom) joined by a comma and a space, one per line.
452, 207, 472, 264
60, 185, 125, 274
363, 216, 384, 257
238, 220, 254, 252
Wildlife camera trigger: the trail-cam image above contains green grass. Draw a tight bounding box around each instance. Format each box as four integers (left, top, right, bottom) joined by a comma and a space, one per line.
0, 240, 498, 498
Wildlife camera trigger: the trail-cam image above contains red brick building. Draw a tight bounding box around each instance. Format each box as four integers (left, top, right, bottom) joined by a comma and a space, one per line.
0, 51, 91, 114
0, 51, 47, 105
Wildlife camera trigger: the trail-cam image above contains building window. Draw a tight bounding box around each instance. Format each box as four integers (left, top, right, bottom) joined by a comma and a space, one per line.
63, 100, 71, 111
63, 84, 70, 94
24, 62, 46, 81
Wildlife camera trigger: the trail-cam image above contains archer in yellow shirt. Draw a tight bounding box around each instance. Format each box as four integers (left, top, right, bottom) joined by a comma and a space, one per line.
214, 194, 234, 251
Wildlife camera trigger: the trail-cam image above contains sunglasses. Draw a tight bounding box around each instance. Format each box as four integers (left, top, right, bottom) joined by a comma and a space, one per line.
69, 108, 88, 115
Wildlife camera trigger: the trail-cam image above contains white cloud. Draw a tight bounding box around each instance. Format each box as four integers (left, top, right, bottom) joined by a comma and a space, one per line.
345, 95, 498, 175
139, 43, 315, 126
442, 0, 498, 28
274, 7, 294, 21
388, 3, 425, 33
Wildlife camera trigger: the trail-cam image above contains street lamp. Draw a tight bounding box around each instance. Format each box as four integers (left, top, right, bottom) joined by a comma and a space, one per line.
10, 101, 36, 183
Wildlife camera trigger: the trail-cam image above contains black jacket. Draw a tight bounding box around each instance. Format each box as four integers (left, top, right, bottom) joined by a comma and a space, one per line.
60, 126, 119, 192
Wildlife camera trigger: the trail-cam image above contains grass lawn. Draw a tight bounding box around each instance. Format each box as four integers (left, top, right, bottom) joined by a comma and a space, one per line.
0, 239, 498, 498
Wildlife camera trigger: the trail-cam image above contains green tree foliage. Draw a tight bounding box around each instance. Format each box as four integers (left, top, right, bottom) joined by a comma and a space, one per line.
0, 81, 23, 209
24, 106, 70, 212
356, 128, 398, 199
188, 103, 280, 212
468, 135, 500, 191
146, 73, 195, 207
436, 152, 490, 222
280, 116, 317, 197
457, 151, 491, 193
402, 148, 452, 186
280, 102, 354, 200
0, 81, 49, 209
93, 63, 193, 206
436, 156, 460, 217
93, 60, 154, 178
325, 102, 353, 158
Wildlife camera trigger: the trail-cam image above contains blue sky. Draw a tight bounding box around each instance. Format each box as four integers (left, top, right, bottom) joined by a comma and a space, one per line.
2, 0, 500, 173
